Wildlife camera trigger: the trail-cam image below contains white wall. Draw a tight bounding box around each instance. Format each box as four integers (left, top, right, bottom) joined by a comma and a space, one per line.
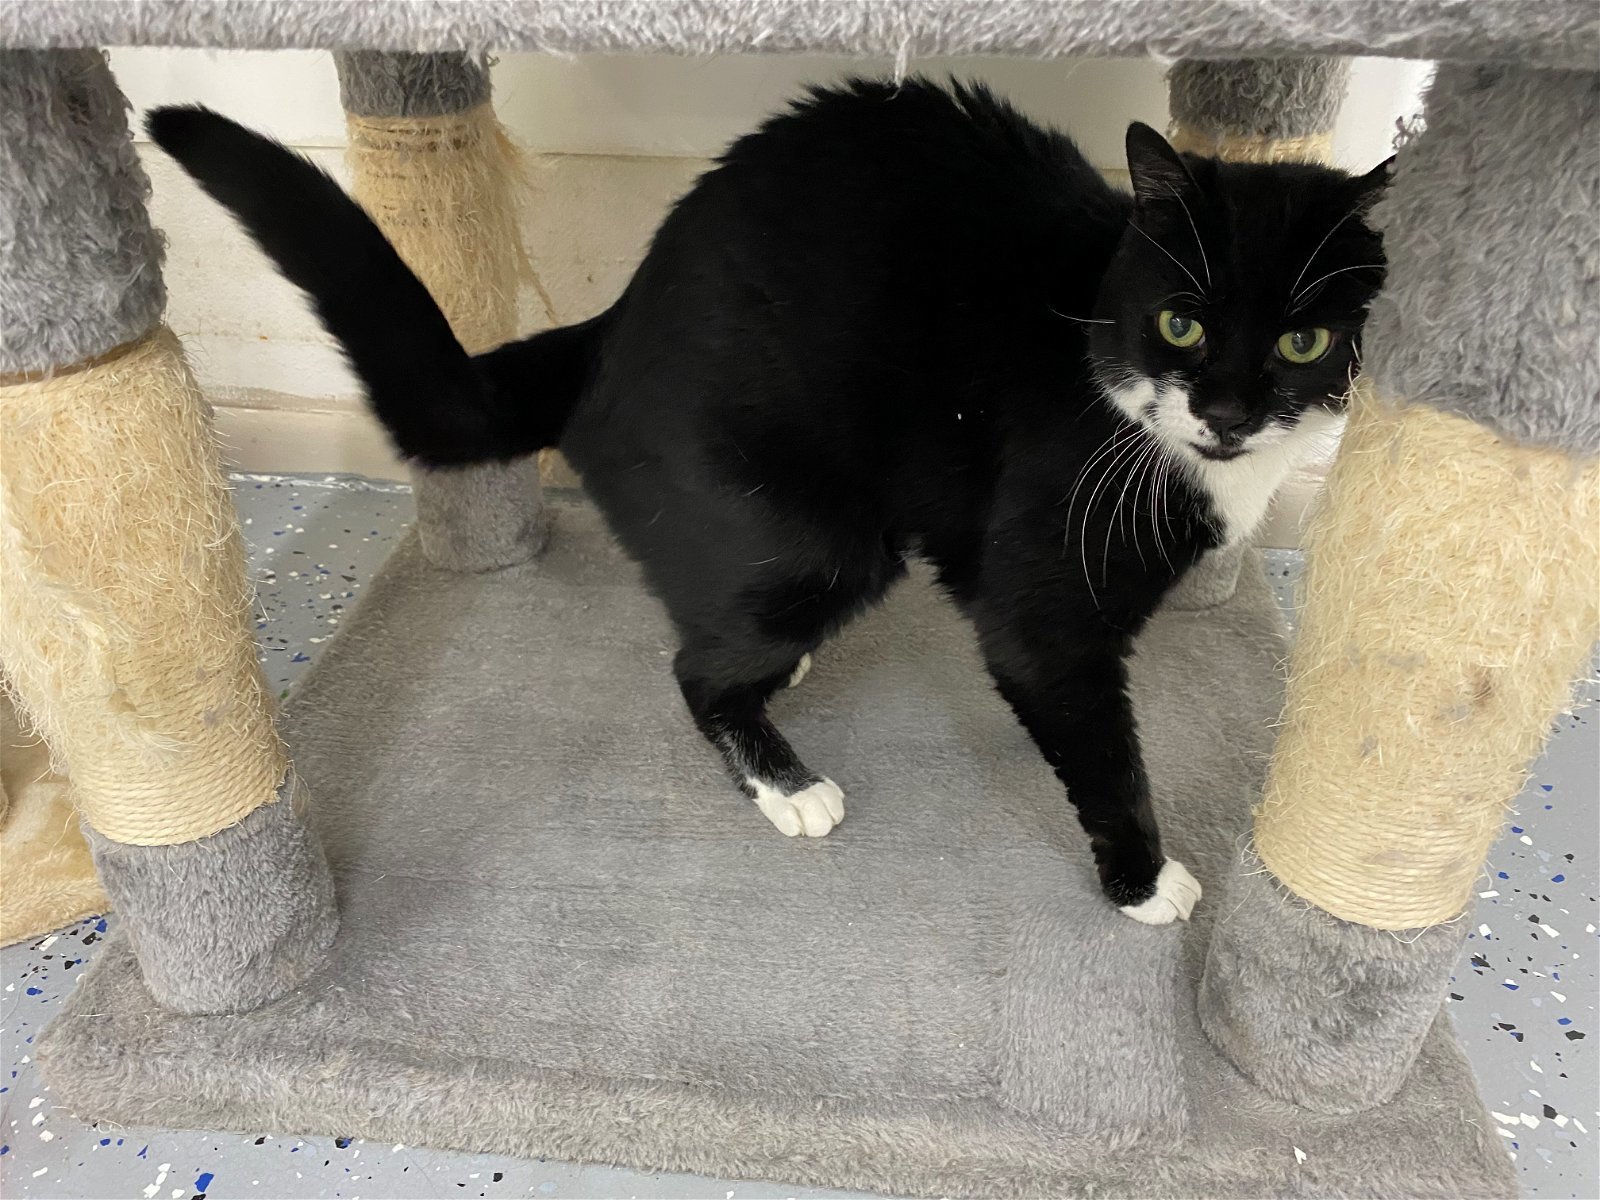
112, 50, 1427, 163
108, 49, 1432, 494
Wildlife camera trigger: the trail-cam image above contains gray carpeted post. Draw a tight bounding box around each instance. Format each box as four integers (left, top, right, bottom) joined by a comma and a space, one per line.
0, 49, 336, 1013
335, 50, 548, 572
1200, 849, 1465, 1113
0, 49, 167, 372
335, 49, 490, 118
83, 772, 336, 1013
1362, 65, 1600, 457
413, 457, 550, 569
1200, 63, 1599, 1112
1167, 57, 1351, 162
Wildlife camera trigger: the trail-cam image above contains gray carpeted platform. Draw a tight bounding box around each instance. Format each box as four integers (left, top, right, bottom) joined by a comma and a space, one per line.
39, 495, 1511, 1198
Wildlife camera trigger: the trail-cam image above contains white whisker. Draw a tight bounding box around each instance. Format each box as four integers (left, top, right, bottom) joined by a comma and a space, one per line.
1112, 440, 1142, 565
1059, 429, 1124, 509
1136, 441, 1158, 569
1048, 305, 1114, 326
1166, 186, 1211, 289
1125, 220, 1206, 298
1059, 427, 1134, 581
1152, 452, 1174, 570
1104, 463, 1132, 582
1083, 429, 1154, 593
1290, 262, 1385, 312
1068, 427, 1140, 519
1121, 438, 1161, 573
1068, 428, 1139, 586
1288, 209, 1357, 301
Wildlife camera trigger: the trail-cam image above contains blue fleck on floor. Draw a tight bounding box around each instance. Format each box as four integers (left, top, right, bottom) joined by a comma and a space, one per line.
2, 473, 1595, 1200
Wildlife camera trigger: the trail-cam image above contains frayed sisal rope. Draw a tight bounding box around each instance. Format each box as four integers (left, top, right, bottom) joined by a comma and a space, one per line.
1168, 127, 1333, 164
0, 328, 288, 846
1256, 379, 1600, 930
346, 101, 579, 494
344, 103, 536, 356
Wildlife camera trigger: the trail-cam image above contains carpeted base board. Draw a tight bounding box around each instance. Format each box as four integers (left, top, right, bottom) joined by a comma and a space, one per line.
39, 496, 1512, 1198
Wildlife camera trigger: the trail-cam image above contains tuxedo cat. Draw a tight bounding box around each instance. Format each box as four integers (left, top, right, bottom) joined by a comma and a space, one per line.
149, 78, 1388, 924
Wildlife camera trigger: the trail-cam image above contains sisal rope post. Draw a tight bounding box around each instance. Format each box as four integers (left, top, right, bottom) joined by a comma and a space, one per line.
0, 331, 287, 847
336, 51, 550, 571
1167, 127, 1332, 164
1199, 60, 1599, 1113
0, 50, 335, 1010
343, 108, 524, 357
1256, 383, 1598, 928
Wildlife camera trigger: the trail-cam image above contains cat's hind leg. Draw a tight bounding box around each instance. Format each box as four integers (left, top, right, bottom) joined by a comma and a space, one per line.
658, 528, 901, 837
675, 641, 843, 837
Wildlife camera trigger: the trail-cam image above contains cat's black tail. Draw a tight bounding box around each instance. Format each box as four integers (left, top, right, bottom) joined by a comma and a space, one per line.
146, 105, 603, 465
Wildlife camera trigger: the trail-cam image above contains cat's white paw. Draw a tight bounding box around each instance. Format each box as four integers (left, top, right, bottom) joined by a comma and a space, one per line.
787, 653, 812, 688
1118, 860, 1202, 925
748, 776, 843, 838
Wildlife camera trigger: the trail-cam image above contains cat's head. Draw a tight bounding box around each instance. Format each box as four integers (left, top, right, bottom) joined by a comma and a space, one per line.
1088, 123, 1391, 467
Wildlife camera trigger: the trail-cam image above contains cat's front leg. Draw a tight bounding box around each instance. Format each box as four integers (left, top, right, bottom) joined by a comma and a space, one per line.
977, 616, 1200, 924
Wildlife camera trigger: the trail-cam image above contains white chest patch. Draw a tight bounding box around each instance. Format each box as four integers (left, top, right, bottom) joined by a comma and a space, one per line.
1187, 430, 1307, 544
1098, 374, 1343, 545
1187, 406, 1344, 544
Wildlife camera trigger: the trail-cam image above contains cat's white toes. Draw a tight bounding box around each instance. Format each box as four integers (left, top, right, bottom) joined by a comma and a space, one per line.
1118, 860, 1202, 925
793, 779, 844, 836
755, 791, 804, 836
748, 777, 843, 838
787, 653, 812, 688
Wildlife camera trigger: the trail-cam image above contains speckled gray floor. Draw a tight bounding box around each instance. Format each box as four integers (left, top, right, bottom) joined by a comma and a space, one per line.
3, 474, 1595, 1200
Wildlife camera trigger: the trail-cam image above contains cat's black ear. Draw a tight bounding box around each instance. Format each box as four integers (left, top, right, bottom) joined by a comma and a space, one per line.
1351, 154, 1396, 213
1125, 122, 1197, 209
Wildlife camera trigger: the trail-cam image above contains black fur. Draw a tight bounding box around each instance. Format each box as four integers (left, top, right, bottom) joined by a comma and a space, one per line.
148, 80, 1387, 912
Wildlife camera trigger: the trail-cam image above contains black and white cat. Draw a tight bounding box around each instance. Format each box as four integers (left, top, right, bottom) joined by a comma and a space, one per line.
149, 79, 1388, 924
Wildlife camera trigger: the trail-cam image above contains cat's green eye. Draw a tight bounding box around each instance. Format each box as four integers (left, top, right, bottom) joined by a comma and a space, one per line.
1277, 327, 1333, 364
1156, 310, 1205, 349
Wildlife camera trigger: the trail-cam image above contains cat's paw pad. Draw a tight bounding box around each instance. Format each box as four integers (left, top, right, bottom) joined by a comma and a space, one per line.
1118, 860, 1201, 925
748, 777, 843, 838
786, 653, 812, 689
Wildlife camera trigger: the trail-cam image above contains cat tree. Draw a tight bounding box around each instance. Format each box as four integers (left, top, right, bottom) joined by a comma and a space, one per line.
1, 2, 1595, 1196
1172, 52, 1600, 1114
